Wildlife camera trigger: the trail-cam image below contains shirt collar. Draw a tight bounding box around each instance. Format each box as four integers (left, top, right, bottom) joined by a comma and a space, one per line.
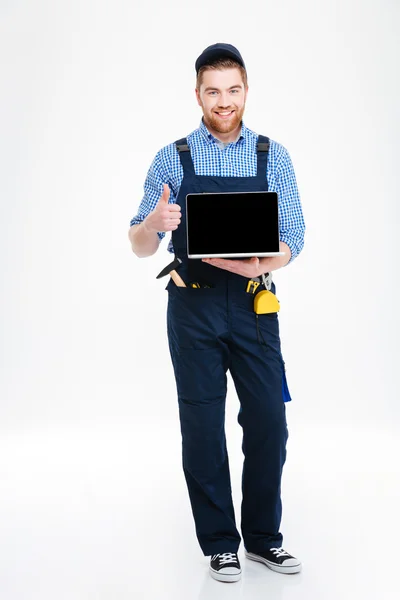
199, 118, 247, 144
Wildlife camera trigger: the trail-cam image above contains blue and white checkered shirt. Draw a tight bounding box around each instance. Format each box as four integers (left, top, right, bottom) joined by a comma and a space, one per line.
130, 120, 305, 264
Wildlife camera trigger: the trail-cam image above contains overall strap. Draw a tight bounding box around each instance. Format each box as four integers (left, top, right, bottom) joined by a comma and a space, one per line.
175, 137, 195, 176
256, 134, 270, 188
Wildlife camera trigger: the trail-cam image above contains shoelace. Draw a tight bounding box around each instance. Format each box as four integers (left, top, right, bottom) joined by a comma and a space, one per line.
211, 552, 238, 566
270, 547, 291, 558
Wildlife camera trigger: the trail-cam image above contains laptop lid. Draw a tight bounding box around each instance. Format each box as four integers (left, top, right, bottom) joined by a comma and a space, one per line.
186, 191, 285, 259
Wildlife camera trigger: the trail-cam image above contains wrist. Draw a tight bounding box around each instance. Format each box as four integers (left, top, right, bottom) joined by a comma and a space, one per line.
142, 218, 153, 233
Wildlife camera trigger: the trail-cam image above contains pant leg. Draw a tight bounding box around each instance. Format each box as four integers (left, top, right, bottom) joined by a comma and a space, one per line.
229, 298, 289, 553
166, 288, 241, 555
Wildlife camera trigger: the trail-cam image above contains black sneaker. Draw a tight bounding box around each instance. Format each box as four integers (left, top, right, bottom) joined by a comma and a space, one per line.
245, 547, 302, 574
209, 552, 242, 582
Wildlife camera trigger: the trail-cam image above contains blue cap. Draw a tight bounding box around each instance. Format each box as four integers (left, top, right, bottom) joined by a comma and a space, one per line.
195, 43, 245, 74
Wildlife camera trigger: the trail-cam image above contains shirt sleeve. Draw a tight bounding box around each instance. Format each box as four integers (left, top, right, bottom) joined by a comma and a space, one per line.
129, 149, 178, 242
275, 147, 306, 265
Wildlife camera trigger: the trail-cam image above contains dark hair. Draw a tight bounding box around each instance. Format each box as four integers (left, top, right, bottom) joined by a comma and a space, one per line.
196, 58, 248, 90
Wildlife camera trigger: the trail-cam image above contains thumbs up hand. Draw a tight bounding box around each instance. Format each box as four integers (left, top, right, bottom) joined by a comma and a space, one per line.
143, 184, 182, 233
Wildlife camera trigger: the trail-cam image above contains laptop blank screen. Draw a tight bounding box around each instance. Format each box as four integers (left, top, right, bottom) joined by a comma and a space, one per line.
186, 191, 280, 256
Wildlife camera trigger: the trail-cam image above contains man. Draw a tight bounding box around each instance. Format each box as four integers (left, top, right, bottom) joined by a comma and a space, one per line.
128, 43, 306, 583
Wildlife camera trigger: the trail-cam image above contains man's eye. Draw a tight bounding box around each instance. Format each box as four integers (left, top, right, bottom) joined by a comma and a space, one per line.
230, 89, 239, 94
208, 91, 217, 96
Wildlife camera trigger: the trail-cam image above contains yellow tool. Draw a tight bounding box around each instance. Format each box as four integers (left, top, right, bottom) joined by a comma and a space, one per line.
246, 279, 261, 294
190, 282, 201, 288
254, 290, 280, 314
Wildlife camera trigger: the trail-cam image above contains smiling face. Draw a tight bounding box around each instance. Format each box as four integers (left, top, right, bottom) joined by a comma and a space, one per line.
195, 66, 248, 142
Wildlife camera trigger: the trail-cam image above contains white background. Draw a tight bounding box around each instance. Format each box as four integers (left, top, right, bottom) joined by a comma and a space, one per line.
1, 1, 399, 599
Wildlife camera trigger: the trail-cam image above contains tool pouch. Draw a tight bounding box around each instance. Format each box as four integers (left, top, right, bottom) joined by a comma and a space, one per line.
254, 290, 280, 314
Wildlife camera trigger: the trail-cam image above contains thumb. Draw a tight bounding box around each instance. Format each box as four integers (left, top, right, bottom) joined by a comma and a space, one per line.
159, 184, 170, 203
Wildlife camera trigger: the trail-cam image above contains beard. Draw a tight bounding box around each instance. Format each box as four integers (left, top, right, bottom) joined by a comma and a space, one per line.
203, 104, 245, 134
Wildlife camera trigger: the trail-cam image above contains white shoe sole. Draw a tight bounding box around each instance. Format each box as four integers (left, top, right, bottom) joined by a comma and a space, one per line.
209, 567, 242, 583
245, 550, 302, 574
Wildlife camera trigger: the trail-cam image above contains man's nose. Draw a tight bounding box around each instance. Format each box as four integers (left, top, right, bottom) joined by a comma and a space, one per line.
217, 92, 231, 107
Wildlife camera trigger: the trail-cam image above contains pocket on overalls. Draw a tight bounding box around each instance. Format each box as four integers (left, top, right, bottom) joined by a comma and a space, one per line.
166, 281, 219, 350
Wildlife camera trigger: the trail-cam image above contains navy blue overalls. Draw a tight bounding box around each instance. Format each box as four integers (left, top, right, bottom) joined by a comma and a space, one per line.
165, 134, 292, 557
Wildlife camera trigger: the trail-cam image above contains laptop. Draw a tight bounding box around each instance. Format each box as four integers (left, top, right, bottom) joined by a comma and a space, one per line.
186, 191, 286, 259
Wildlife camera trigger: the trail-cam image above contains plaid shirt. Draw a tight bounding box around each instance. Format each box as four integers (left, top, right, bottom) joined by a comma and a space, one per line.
130, 120, 305, 264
